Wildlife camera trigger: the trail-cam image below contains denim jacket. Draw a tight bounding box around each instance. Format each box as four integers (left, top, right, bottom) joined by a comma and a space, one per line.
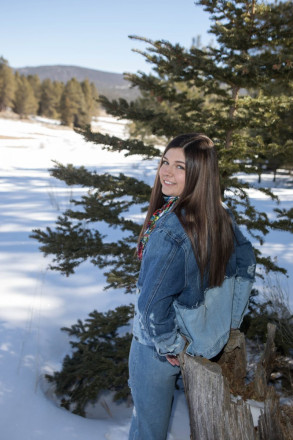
132, 208, 256, 359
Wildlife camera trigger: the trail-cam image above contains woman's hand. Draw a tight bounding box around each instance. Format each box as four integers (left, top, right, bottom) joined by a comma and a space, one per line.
166, 354, 180, 366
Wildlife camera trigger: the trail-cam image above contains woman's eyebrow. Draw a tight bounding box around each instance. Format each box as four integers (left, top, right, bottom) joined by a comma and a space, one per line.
163, 156, 185, 164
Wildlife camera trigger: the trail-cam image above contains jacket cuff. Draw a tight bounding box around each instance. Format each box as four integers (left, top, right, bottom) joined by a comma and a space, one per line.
154, 331, 186, 356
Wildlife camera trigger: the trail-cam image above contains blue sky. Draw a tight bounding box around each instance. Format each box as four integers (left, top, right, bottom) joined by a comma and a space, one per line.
1, 0, 212, 74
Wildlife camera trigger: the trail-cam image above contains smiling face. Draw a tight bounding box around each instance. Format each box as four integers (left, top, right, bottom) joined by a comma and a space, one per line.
159, 148, 186, 197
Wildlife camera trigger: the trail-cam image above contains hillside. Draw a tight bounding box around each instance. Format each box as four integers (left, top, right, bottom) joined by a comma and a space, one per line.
14, 65, 139, 101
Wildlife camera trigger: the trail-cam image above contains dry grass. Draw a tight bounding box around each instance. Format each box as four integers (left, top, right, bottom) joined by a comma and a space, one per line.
0, 135, 34, 140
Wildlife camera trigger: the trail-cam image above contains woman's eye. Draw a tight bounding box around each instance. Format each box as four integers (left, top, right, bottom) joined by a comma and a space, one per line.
177, 165, 185, 170
162, 160, 169, 165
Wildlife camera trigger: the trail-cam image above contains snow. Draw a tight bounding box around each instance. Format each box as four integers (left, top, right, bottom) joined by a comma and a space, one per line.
0, 115, 292, 439
246, 400, 264, 426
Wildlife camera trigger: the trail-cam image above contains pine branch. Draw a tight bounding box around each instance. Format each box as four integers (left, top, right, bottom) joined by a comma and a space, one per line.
272, 208, 293, 233
253, 251, 287, 276
46, 305, 134, 416
77, 123, 161, 158
50, 162, 151, 203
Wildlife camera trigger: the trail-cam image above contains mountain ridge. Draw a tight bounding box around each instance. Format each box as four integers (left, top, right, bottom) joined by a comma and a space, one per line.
14, 64, 139, 101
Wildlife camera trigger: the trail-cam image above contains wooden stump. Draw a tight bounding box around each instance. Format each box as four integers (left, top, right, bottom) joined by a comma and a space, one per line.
178, 324, 292, 440
258, 387, 288, 440
179, 352, 256, 440
253, 323, 277, 400
217, 330, 247, 395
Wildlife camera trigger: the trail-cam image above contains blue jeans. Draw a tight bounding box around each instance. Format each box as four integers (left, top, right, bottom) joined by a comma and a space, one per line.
128, 338, 181, 440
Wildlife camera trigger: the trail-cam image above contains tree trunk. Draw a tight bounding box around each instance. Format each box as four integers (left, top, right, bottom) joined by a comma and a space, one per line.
225, 86, 240, 149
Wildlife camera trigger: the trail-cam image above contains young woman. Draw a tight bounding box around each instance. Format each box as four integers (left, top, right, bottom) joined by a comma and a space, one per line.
128, 133, 256, 440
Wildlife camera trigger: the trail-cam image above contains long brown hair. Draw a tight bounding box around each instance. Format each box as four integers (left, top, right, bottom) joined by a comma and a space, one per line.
138, 133, 234, 287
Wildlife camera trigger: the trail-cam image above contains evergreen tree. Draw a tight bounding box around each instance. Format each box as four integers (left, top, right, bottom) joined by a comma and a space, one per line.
31, 0, 293, 413
39, 78, 64, 119
0, 57, 15, 111
81, 79, 99, 119
60, 78, 89, 127
90, 82, 99, 114
39, 78, 54, 117
53, 80, 65, 113
27, 74, 41, 103
13, 74, 38, 117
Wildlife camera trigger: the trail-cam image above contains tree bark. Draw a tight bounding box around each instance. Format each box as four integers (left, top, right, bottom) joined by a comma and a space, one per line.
258, 386, 293, 440
179, 353, 256, 440
225, 85, 240, 149
179, 324, 293, 439
253, 323, 277, 400
217, 330, 247, 395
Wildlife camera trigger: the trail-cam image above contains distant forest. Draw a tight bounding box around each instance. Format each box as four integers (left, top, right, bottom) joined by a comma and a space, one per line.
15, 64, 139, 101
0, 57, 100, 127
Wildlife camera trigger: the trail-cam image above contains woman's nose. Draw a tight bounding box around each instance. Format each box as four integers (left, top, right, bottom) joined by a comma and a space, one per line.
164, 167, 173, 176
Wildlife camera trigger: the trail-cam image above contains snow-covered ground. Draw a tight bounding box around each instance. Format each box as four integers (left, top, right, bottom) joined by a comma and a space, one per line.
0, 115, 292, 439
